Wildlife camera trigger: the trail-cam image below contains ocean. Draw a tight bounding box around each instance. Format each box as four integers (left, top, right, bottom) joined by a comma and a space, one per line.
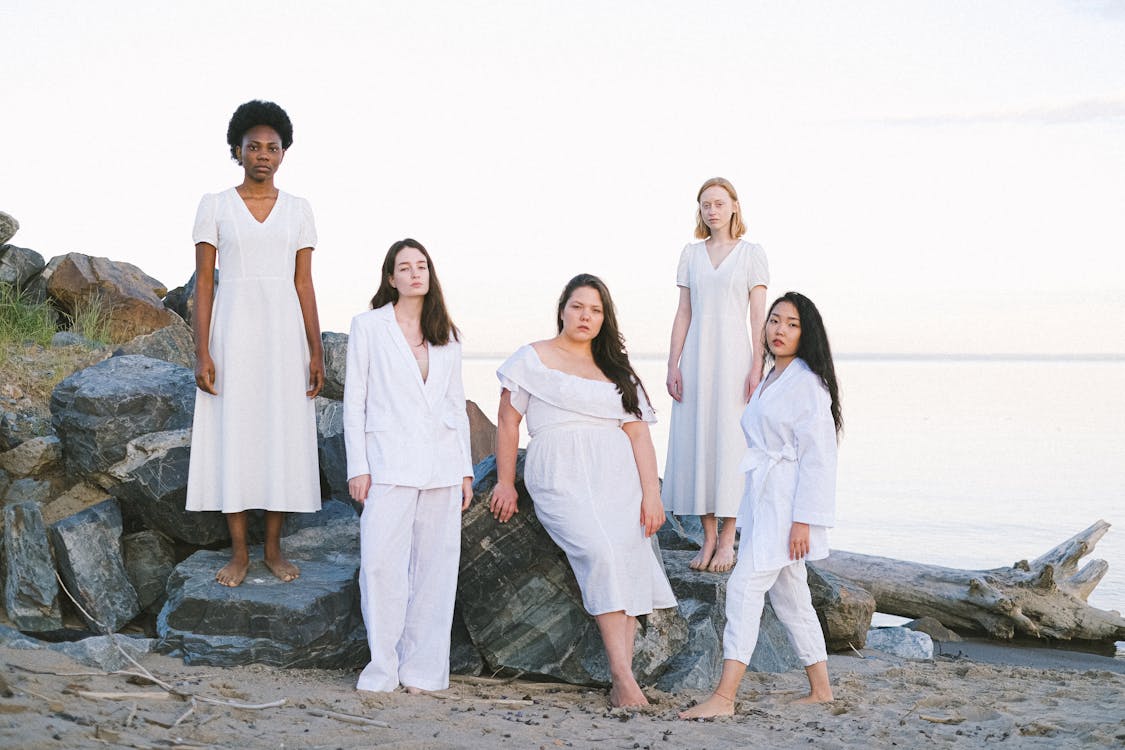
462, 355, 1125, 624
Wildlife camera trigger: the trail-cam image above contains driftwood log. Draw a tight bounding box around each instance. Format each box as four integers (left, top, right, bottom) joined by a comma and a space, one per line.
815, 520, 1125, 644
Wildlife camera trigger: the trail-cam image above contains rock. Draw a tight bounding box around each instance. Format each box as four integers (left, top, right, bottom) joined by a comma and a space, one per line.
281, 498, 356, 537
107, 429, 230, 546
457, 452, 689, 687
906, 616, 963, 643
656, 512, 704, 552
45, 252, 178, 341
49, 499, 141, 632
3, 477, 51, 504
865, 627, 934, 660
0, 623, 43, 650
0, 213, 19, 245
122, 530, 176, 612
162, 269, 217, 327
0, 244, 44, 289
112, 316, 194, 369
49, 635, 156, 671
22, 254, 62, 305
466, 400, 496, 465
449, 607, 484, 676
314, 397, 348, 502
41, 481, 112, 525
0, 468, 9, 500
0, 407, 53, 451
0, 435, 62, 477
320, 331, 347, 400
50, 355, 195, 478
50, 331, 95, 348
157, 521, 366, 668
3, 501, 62, 631
807, 563, 876, 651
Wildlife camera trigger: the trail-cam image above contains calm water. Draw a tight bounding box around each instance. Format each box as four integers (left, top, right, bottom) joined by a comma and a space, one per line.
464, 356, 1125, 618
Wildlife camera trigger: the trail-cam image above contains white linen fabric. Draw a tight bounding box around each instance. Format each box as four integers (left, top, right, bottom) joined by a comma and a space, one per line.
723, 554, 827, 666
497, 345, 676, 617
186, 188, 320, 513
664, 239, 769, 517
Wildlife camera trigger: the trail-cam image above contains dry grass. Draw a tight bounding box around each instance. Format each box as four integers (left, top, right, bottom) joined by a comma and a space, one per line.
0, 341, 109, 403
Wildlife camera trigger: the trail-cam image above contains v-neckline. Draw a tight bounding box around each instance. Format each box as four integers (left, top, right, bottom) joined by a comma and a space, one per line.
234, 187, 280, 225
704, 239, 741, 271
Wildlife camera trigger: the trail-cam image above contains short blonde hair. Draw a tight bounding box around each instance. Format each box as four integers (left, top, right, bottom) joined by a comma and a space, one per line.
694, 177, 746, 239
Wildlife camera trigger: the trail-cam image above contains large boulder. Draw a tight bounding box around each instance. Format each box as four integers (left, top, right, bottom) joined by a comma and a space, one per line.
112, 315, 195, 369
157, 519, 366, 668
320, 331, 347, 400
457, 452, 689, 687
122, 530, 177, 613
0, 244, 44, 289
314, 397, 348, 502
45, 252, 178, 341
50, 355, 195, 478
49, 499, 141, 632
0, 212, 18, 245
807, 563, 875, 651
162, 270, 217, 327
466, 400, 496, 465
3, 501, 62, 632
3, 477, 51, 504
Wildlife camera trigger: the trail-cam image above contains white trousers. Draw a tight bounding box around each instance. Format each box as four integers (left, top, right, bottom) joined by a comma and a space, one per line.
723, 556, 828, 667
357, 483, 462, 692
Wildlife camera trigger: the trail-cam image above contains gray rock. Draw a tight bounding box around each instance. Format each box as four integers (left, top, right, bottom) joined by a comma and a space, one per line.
51, 331, 95, 348
0, 435, 62, 477
0, 244, 44, 289
50, 355, 195, 477
281, 498, 356, 537
807, 563, 875, 651
21, 254, 62, 306
163, 269, 217, 327
0, 409, 53, 451
458, 453, 689, 687
865, 627, 934, 660
157, 521, 366, 668
122, 530, 176, 612
449, 607, 484, 676
50, 498, 141, 632
906, 616, 963, 643
314, 397, 348, 502
49, 635, 156, 671
0, 468, 9, 500
321, 331, 347, 400
112, 316, 194, 369
0, 623, 43, 650
108, 429, 230, 546
3, 477, 51, 504
656, 512, 704, 551
3, 501, 62, 631
0, 213, 19, 246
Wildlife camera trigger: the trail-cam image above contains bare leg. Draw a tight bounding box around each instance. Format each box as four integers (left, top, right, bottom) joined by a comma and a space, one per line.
689, 514, 718, 571
678, 658, 746, 719
594, 611, 647, 707
216, 512, 250, 587
263, 510, 299, 582
707, 517, 738, 573
792, 660, 833, 703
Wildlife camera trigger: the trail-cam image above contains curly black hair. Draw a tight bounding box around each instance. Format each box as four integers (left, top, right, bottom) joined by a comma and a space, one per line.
226, 100, 293, 162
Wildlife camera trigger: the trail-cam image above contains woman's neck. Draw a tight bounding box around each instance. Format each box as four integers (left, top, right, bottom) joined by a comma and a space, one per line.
773, 354, 797, 374
238, 175, 276, 196
393, 296, 424, 323
708, 225, 735, 245
552, 333, 593, 359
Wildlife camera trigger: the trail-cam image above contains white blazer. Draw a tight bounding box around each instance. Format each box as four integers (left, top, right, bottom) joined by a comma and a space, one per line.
343, 303, 473, 489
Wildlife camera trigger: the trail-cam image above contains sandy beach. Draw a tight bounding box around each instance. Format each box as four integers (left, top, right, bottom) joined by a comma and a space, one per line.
2, 640, 1122, 749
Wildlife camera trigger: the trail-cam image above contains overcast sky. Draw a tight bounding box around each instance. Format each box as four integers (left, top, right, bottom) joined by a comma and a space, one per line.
4, 0, 1123, 354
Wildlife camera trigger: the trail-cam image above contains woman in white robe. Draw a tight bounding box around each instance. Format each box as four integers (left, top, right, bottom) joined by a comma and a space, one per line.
680, 291, 842, 719
344, 239, 473, 694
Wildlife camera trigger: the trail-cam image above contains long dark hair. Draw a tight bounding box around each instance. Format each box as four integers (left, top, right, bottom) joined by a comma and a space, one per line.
556, 274, 650, 419
369, 238, 460, 345
764, 291, 843, 435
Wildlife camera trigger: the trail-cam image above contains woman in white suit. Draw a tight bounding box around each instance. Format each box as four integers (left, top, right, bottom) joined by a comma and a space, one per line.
343, 238, 473, 694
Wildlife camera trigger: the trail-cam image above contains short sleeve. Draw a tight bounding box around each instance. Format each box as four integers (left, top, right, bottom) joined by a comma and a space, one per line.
621, 383, 657, 425
497, 375, 531, 414
297, 197, 317, 250
746, 243, 769, 289
675, 243, 693, 288
192, 194, 218, 247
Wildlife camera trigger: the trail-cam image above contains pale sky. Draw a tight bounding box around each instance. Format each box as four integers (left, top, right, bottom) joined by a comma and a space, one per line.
4, 0, 1124, 355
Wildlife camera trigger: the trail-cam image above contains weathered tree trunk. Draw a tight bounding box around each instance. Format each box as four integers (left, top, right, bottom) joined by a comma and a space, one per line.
815, 520, 1125, 644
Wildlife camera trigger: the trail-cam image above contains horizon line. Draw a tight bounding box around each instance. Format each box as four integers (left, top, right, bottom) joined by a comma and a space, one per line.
463, 352, 1125, 362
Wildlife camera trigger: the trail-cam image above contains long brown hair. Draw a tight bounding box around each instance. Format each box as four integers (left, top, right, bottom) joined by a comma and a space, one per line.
694, 176, 747, 240
369, 238, 460, 345
556, 274, 651, 419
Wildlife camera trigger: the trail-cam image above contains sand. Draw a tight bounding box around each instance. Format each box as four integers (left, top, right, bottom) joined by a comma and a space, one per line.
2, 641, 1123, 749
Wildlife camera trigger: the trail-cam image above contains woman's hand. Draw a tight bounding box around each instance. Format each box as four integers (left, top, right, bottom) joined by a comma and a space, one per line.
640, 492, 666, 538
666, 363, 684, 402
461, 476, 474, 511
489, 480, 519, 522
744, 367, 762, 403
307, 356, 325, 399
195, 352, 218, 395
349, 474, 372, 504
789, 522, 810, 560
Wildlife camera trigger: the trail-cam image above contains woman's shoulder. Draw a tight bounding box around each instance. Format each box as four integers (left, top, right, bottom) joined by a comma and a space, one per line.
349, 304, 393, 331
789, 359, 830, 396
737, 239, 766, 256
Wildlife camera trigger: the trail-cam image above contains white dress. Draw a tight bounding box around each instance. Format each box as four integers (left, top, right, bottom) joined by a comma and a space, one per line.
664, 239, 769, 518
186, 188, 321, 514
497, 345, 677, 617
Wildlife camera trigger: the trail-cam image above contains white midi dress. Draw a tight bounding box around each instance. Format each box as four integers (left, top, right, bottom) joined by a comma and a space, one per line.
186, 188, 321, 514
497, 345, 677, 617
664, 239, 769, 518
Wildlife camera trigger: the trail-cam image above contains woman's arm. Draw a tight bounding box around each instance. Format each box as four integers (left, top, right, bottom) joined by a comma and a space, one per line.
294, 247, 325, 399
744, 284, 768, 401
343, 317, 372, 502
489, 389, 522, 522
666, 287, 692, 402
622, 420, 665, 537
193, 243, 218, 395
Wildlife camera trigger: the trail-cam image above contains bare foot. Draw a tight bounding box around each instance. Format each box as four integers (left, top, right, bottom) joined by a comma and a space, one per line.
688, 540, 716, 571
678, 691, 735, 719
792, 690, 834, 704
264, 554, 300, 582
215, 554, 250, 587
707, 545, 737, 573
608, 680, 649, 708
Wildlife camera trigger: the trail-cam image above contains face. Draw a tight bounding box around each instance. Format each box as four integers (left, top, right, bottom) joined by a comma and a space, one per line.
236, 124, 285, 180
699, 185, 737, 234
766, 300, 801, 360
559, 285, 605, 342
389, 246, 430, 297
